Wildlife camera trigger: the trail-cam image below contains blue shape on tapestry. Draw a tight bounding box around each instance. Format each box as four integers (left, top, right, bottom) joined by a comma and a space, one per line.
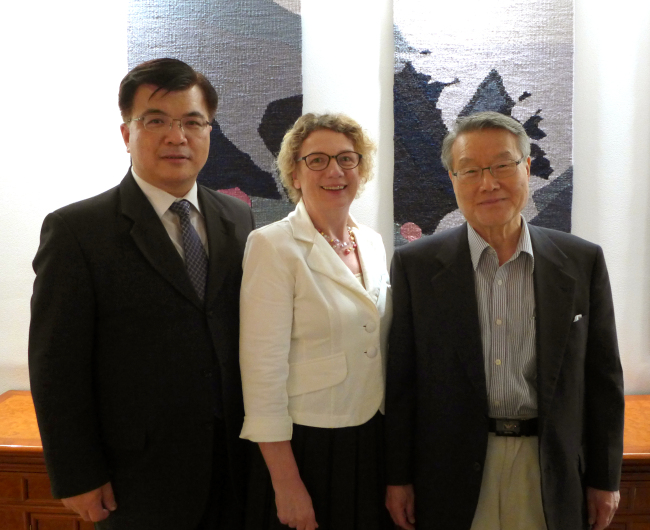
530, 166, 573, 232
198, 122, 281, 199
530, 143, 553, 179
459, 69, 516, 117
523, 111, 546, 140
198, 94, 303, 201
258, 95, 303, 158
393, 61, 459, 234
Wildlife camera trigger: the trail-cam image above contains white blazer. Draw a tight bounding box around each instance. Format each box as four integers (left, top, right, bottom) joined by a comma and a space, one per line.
239, 200, 392, 442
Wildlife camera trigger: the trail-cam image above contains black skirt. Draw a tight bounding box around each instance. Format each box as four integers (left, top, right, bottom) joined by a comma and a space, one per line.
244, 412, 393, 530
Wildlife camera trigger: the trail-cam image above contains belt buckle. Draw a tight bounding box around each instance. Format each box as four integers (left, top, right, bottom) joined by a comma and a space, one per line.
495, 419, 521, 437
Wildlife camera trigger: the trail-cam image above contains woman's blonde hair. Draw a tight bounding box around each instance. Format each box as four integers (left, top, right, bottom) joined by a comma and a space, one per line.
276, 113, 376, 204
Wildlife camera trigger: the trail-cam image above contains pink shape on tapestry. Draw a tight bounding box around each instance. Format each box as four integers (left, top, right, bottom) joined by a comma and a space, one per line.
401, 222, 422, 242
218, 187, 251, 206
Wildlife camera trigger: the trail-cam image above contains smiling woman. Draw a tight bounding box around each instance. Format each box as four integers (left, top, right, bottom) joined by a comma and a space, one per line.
276, 113, 375, 203
239, 114, 393, 530
291, 129, 361, 227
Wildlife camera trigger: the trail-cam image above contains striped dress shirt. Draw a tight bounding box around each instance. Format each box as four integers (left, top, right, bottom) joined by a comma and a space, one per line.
468, 220, 538, 419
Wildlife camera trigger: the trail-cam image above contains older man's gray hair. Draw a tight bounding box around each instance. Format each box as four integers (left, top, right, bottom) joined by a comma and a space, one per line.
441, 111, 531, 172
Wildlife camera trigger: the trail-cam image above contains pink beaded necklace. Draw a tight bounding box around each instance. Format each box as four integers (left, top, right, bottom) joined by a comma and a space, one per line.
318, 226, 357, 255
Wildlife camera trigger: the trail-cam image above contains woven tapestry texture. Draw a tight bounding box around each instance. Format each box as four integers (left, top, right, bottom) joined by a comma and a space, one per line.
393, 0, 574, 245
128, 0, 302, 225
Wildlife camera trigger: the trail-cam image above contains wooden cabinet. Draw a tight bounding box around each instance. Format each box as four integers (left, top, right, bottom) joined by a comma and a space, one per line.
1, 390, 649, 528
0, 391, 93, 530
611, 394, 650, 529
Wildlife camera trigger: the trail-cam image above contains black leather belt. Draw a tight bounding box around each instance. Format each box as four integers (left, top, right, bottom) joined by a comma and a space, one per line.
489, 418, 538, 437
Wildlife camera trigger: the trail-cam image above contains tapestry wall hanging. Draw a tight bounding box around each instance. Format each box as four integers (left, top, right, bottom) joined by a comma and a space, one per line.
393, 0, 574, 245
128, 0, 302, 226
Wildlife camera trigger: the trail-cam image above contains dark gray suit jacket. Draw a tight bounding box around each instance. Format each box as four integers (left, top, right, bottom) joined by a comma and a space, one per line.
385, 223, 624, 530
28, 172, 254, 530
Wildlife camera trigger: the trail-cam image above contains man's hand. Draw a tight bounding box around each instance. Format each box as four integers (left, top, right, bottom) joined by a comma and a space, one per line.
61, 481, 117, 522
587, 487, 619, 530
386, 484, 415, 530
273, 476, 318, 530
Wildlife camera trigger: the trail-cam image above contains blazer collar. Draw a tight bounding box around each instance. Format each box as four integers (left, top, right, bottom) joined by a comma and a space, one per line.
528, 225, 577, 419
288, 200, 382, 309
119, 171, 204, 309
355, 227, 385, 304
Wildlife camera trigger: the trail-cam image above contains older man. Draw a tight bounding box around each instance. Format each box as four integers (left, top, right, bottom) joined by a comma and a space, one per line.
29, 58, 254, 529
385, 111, 624, 530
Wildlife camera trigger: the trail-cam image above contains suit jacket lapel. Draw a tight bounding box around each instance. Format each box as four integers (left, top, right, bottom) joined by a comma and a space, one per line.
529, 225, 576, 420
432, 225, 488, 410
199, 186, 240, 309
119, 172, 203, 309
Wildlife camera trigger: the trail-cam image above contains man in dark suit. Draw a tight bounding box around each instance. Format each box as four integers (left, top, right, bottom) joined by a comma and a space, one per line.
385, 111, 624, 530
28, 58, 254, 530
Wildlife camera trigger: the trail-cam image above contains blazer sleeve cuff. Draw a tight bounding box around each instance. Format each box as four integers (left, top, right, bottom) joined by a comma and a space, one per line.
239, 415, 293, 442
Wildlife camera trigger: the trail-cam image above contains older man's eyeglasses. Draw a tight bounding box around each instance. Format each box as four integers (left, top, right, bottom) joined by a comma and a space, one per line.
127, 114, 212, 136
453, 157, 525, 182
297, 151, 362, 171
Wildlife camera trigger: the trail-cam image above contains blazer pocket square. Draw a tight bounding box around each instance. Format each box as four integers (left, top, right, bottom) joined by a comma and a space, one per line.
573, 314, 582, 322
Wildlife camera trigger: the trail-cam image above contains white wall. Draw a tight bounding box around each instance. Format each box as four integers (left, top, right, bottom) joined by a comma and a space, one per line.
0, 1, 130, 392
572, 0, 650, 394
0, 0, 648, 394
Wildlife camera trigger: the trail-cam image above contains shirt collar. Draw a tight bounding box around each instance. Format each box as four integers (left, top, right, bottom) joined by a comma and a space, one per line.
131, 168, 202, 219
467, 216, 534, 272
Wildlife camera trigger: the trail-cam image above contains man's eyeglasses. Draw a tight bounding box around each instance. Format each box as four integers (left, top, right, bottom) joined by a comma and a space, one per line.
297, 151, 362, 171
452, 157, 525, 182
127, 114, 212, 136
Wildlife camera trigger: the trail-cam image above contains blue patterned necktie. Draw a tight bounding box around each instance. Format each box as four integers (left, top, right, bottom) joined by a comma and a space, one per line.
168, 200, 208, 302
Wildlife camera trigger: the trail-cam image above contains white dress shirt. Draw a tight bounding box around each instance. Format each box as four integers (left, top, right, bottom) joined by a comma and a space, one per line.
132, 169, 209, 259
468, 219, 537, 419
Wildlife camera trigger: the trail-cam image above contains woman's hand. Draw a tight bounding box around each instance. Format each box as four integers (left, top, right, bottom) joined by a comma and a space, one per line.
259, 441, 319, 530
273, 475, 319, 530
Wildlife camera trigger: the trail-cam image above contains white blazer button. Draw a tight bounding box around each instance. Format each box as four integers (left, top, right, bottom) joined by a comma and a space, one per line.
365, 347, 378, 358
365, 322, 377, 333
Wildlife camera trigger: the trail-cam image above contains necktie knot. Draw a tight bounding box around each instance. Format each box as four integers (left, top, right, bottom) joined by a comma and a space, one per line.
169, 199, 192, 219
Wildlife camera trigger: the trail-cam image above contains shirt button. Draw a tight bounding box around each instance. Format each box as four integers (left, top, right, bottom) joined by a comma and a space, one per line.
364, 322, 377, 333
497, 280, 503, 286
473, 462, 482, 472
365, 347, 378, 358
495, 359, 502, 366
496, 319, 503, 325
494, 400, 500, 406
